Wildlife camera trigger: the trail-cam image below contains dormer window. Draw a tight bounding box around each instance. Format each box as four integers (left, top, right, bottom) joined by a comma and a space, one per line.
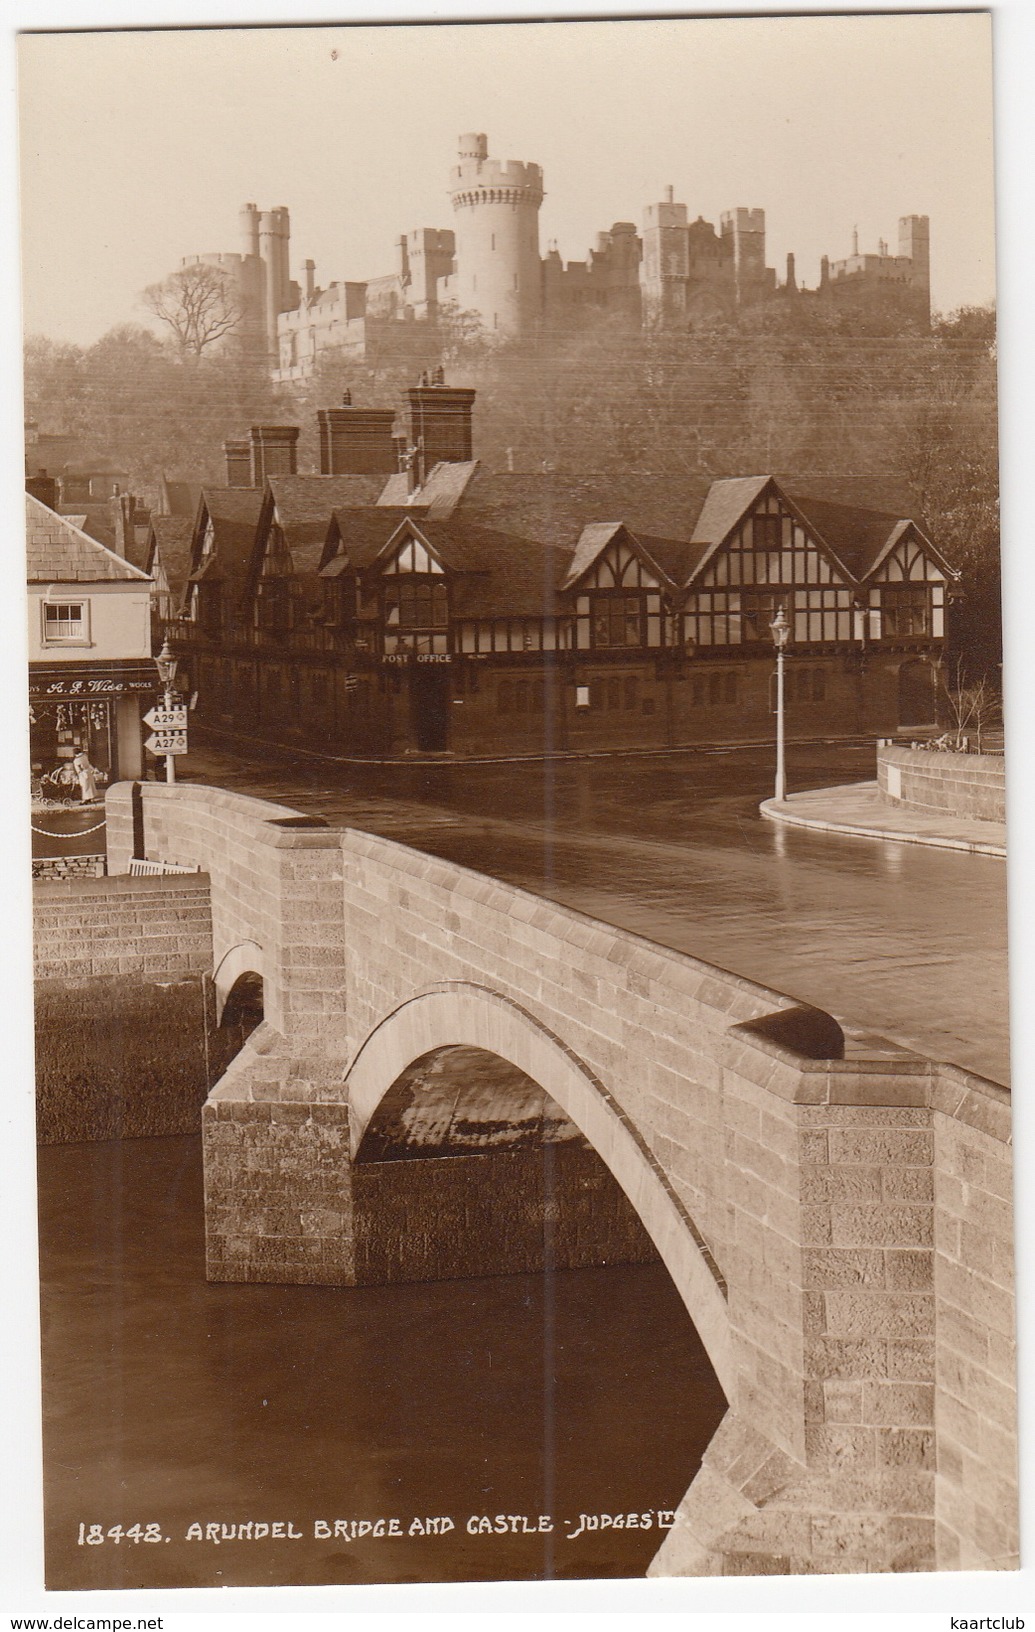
383, 579, 449, 655
591, 593, 643, 648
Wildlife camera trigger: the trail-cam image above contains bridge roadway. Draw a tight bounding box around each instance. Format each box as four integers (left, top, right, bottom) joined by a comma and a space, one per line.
183, 737, 1008, 1084
105, 773, 1017, 1579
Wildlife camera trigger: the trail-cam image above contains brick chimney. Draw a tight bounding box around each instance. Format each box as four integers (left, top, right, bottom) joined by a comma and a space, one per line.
317, 397, 397, 475
406, 381, 476, 470
249, 425, 299, 486
26, 468, 57, 511
224, 438, 252, 486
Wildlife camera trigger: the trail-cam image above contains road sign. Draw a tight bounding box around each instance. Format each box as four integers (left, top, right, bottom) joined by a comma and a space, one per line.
144, 704, 188, 731
146, 730, 188, 756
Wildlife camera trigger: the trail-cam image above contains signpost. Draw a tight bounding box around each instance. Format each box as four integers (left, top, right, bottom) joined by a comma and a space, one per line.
150, 641, 186, 784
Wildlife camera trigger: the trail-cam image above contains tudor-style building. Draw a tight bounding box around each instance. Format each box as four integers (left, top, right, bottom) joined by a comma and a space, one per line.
168, 391, 957, 759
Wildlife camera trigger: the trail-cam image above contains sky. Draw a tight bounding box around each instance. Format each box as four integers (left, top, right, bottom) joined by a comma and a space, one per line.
17, 11, 996, 347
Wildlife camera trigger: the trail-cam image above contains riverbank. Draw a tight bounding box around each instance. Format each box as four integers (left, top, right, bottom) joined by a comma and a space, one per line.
761, 781, 1006, 859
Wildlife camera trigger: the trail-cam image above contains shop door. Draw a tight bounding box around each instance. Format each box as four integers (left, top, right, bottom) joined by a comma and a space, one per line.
411, 667, 450, 752
898, 659, 937, 728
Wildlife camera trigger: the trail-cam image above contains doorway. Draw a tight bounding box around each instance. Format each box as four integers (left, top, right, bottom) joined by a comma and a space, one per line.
897, 659, 937, 728
411, 666, 450, 751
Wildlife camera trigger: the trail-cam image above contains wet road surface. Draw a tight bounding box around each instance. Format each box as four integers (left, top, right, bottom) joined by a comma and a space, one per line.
183, 735, 1009, 1084
39, 1137, 724, 1589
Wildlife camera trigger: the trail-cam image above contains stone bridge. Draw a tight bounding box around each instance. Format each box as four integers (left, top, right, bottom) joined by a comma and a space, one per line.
106, 781, 1017, 1579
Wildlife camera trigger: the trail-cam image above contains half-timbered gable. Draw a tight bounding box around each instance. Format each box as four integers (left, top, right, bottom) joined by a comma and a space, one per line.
684, 477, 858, 649
184, 488, 263, 644
862, 521, 954, 642
564, 524, 681, 652
374, 521, 451, 656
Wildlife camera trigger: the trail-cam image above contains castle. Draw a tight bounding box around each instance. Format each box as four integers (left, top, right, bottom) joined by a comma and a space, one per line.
178, 133, 931, 379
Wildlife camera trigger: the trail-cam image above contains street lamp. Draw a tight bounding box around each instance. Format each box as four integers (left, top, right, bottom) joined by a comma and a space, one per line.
769, 604, 790, 802
154, 638, 179, 786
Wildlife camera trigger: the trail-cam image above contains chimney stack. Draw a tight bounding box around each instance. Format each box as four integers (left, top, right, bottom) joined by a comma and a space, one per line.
317, 400, 398, 475
406, 381, 476, 470
249, 425, 299, 486
26, 468, 56, 511
224, 438, 252, 486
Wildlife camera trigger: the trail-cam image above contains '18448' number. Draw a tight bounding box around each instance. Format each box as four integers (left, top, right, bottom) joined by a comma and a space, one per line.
78, 1523, 165, 1545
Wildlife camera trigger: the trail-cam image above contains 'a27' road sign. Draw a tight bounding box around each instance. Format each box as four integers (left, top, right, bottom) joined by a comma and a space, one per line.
145, 729, 188, 756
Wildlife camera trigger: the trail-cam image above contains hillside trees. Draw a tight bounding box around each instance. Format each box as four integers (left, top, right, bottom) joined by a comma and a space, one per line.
24, 299, 998, 672
24, 324, 282, 500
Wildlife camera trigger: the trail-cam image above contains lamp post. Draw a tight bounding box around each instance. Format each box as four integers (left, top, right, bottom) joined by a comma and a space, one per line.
154, 638, 179, 786
769, 604, 790, 802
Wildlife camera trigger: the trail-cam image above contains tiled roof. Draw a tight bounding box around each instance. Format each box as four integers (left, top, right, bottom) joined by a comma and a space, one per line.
634, 533, 708, 588
160, 477, 203, 519
405, 520, 574, 618
322, 508, 428, 575
563, 523, 623, 588
378, 461, 479, 518
187, 487, 264, 599
689, 476, 771, 548
783, 492, 907, 580
454, 470, 713, 547
269, 474, 386, 525
148, 516, 195, 603
57, 502, 116, 552
25, 494, 151, 584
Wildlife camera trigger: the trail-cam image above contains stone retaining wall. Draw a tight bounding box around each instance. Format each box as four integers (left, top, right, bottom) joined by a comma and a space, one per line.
32, 854, 105, 881
877, 742, 1006, 823
33, 871, 212, 980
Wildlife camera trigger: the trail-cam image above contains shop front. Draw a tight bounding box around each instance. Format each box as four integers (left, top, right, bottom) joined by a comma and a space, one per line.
29, 660, 155, 800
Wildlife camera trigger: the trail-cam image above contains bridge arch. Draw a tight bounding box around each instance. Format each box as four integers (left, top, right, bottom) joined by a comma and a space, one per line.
212, 939, 265, 1024
344, 981, 736, 1397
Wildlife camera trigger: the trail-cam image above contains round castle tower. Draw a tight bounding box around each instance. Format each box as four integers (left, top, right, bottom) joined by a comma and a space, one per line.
448, 133, 543, 339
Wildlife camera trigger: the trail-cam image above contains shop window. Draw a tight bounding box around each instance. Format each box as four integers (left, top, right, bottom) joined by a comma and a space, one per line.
498, 679, 513, 714
42, 600, 88, 644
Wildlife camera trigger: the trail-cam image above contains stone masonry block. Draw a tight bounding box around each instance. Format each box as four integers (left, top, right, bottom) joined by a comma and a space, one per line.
824, 1291, 934, 1340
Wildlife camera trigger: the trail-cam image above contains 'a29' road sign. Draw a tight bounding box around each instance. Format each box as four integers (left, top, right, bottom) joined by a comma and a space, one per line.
144, 705, 188, 731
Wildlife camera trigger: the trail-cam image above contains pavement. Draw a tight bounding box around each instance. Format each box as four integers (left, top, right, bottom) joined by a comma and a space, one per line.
760, 780, 1006, 859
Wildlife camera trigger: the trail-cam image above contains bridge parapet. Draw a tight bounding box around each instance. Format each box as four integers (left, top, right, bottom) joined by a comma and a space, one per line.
111, 779, 1016, 1577
107, 781, 346, 1052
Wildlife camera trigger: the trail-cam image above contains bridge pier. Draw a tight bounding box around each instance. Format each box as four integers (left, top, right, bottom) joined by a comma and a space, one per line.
108, 780, 1018, 1578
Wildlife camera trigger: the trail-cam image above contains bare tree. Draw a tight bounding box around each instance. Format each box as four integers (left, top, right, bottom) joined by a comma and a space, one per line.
943, 658, 1001, 753
141, 263, 242, 359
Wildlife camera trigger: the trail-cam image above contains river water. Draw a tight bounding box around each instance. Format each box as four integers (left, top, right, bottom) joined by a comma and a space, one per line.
39, 1136, 725, 1589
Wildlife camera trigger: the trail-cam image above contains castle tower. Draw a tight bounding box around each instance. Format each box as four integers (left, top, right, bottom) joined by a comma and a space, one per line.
641, 185, 690, 325
720, 207, 768, 305
447, 133, 544, 338
899, 214, 931, 319
259, 207, 291, 358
